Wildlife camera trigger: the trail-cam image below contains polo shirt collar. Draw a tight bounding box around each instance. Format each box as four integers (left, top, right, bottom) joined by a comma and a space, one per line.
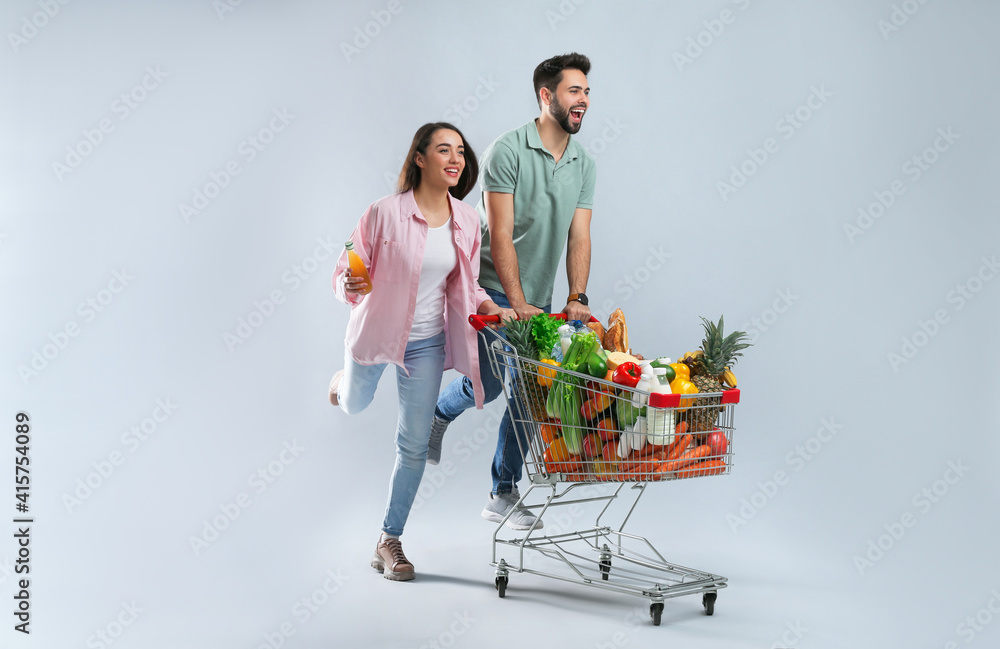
527, 119, 579, 162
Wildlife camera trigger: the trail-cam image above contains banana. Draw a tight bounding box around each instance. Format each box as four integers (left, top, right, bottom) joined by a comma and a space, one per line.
721, 367, 737, 388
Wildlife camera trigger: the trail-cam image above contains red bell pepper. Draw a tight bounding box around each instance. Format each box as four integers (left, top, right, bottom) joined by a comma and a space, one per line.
612, 362, 641, 388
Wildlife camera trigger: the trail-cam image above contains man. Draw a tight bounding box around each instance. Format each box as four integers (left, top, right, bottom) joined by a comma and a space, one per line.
428, 53, 596, 529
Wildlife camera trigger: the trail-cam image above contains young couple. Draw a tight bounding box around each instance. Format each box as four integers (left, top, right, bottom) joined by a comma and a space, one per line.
329, 53, 596, 582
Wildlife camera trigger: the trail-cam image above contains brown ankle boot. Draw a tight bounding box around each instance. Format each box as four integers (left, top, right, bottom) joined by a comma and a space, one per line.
371, 537, 414, 581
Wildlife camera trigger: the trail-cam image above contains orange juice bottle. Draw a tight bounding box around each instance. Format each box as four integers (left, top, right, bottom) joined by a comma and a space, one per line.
345, 241, 372, 295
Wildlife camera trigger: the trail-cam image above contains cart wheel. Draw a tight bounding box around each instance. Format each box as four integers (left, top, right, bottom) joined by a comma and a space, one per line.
702, 591, 717, 616
599, 558, 611, 581
650, 602, 663, 626
495, 575, 508, 598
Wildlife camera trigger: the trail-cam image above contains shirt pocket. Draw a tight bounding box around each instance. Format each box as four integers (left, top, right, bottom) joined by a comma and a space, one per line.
372, 238, 407, 281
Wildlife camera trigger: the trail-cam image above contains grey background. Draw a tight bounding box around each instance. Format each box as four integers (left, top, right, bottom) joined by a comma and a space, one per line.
2, 0, 999, 647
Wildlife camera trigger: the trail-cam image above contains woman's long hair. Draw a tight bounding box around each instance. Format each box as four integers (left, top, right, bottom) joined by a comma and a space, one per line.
397, 122, 479, 200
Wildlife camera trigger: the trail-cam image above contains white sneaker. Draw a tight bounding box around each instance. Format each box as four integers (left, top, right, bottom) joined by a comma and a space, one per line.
481, 492, 543, 530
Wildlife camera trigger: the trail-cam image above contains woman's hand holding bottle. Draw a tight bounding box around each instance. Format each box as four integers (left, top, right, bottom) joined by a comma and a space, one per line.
342, 269, 371, 295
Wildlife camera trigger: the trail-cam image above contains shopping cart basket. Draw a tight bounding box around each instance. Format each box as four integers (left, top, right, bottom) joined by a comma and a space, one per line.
469, 313, 741, 626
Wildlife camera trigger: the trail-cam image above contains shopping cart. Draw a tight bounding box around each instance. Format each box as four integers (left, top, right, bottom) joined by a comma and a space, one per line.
469, 313, 741, 626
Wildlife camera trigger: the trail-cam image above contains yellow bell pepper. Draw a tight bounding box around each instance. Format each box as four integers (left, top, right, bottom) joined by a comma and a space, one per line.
669, 362, 690, 382
537, 358, 561, 387
669, 377, 698, 410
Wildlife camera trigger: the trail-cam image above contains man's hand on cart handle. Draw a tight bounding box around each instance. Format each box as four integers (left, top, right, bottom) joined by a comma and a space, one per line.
562, 299, 591, 323
510, 299, 543, 322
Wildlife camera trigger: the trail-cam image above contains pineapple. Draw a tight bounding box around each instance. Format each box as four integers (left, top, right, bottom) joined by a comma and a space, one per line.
686, 316, 751, 432
502, 318, 550, 423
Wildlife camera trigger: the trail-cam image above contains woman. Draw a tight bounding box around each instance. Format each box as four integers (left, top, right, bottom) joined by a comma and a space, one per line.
328, 123, 514, 581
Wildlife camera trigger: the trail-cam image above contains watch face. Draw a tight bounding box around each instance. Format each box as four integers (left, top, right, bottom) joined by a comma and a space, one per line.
572, 293, 589, 306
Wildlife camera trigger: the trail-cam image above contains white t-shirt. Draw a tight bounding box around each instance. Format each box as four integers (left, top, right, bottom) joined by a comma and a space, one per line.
409, 217, 457, 341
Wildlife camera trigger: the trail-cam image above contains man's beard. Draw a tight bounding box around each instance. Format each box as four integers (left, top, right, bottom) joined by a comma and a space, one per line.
551, 94, 583, 134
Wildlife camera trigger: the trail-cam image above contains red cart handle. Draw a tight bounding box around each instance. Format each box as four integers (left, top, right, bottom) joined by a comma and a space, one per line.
468, 312, 599, 331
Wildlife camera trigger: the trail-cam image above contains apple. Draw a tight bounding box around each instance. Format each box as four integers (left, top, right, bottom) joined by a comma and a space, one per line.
706, 428, 728, 458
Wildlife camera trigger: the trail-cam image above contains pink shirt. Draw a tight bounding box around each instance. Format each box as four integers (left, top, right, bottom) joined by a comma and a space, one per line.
333, 190, 492, 408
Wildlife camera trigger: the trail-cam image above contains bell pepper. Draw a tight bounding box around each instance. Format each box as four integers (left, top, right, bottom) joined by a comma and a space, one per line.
669, 378, 698, 410
537, 358, 560, 387
580, 390, 613, 421
669, 362, 690, 382
612, 361, 641, 388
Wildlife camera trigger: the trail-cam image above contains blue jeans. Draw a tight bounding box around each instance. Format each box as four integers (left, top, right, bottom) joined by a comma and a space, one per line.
339, 331, 446, 537
435, 287, 550, 495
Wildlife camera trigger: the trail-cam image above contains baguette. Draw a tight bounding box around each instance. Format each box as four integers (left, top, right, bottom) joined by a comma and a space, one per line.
605, 308, 629, 353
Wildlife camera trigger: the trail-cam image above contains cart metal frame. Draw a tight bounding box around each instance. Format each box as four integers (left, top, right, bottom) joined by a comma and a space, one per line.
472, 315, 739, 625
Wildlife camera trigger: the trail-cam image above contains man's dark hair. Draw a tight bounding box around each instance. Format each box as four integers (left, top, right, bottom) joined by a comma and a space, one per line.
533, 53, 591, 109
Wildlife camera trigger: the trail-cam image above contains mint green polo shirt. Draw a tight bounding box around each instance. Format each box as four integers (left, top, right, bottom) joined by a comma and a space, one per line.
476, 120, 597, 307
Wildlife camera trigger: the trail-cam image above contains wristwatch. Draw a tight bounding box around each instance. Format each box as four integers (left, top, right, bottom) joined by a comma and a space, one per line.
566, 292, 589, 306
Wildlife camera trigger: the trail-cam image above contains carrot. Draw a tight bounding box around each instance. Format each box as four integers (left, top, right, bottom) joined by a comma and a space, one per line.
665, 434, 694, 462
634, 443, 658, 459
626, 460, 660, 475
674, 459, 726, 479
661, 445, 711, 473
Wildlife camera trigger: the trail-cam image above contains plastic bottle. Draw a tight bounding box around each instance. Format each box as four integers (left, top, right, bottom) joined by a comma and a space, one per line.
646, 367, 675, 446
631, 363, 654, 407
344, 241, 372, 295
557, 324, 574, 357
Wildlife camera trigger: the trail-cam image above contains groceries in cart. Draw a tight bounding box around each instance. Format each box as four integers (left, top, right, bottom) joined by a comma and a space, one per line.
500, 309, 750, 483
